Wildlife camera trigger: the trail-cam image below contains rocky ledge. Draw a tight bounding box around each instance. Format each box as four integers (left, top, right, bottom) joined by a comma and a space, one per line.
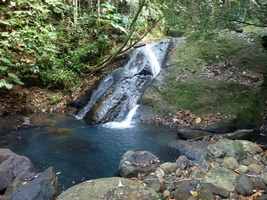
0, 149, 58, 200
59, 138, 267, 200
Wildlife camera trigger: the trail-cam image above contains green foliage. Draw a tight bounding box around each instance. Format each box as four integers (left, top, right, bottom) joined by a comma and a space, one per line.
0, 0, 135, 90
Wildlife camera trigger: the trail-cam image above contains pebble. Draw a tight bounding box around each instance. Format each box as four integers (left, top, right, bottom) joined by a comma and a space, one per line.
248, 163, 263, 174
223, 157, 239, 170
162, 190, 170, 199
160, 162, 177, 174
238, 165, 249, 174
235, 175, 253, 196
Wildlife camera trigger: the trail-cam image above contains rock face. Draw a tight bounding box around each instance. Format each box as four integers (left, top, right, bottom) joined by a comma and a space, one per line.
76, 40, 172, 124
204, 167, 237, 191
0, 148, 35, 192
0, 149, 57, 200
169, 140, 208, 162
57, 177, 160, 200
10, 167, 58, 200
119, 151, 160, 178
235, 175, 253, 196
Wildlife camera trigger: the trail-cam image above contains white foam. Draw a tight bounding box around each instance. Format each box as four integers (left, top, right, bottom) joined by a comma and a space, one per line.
143, 44, 161, 77
103, 105, 139, 129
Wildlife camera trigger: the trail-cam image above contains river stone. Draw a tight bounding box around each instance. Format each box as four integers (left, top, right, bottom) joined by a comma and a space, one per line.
223, 157, 239, 170
119, 151, 160, 178
199, 183, 229, 198
207, 139, 245, 160
176, 155, 192, 170
204, 167, 237, 191
248, 163, 263, 174
169, 140, 208, 162
172, 180, 199, 200
177, 128, 212, 140
263, 173, 267, 185
239, 140, 263, 154
223, 129, 255, 140
250, 176, 267, 190
10, 167, 58, 200
160, 162, 177, 174
57, 177, 160, 200
143, 173, 163, 192
238, 165, 249, 174
235, 175, 253, 196
0, 149, 35, 191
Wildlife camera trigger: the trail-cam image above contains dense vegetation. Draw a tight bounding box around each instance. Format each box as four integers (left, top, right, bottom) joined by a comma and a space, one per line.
0, 0, 266, 90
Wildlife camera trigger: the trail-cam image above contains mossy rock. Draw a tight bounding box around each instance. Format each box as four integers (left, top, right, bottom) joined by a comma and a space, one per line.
57, 177, 160, 200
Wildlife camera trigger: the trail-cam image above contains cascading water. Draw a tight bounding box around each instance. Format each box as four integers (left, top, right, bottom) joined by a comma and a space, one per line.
76, 39, 171, 128
103, 105, 140, 129
143, 44, 161, 78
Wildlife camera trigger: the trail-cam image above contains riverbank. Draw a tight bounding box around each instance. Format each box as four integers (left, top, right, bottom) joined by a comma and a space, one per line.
2, 135, 266, 200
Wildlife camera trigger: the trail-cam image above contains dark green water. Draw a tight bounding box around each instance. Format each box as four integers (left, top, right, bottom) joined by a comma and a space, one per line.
0, 114, 177, 190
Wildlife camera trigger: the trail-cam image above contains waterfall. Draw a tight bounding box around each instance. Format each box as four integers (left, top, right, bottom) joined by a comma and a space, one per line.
143, 44, 161, 77
103, 105, 139, 129
75, 39, 171, 128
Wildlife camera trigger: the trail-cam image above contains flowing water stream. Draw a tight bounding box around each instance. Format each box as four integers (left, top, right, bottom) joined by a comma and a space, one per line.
75, 40, 171, 126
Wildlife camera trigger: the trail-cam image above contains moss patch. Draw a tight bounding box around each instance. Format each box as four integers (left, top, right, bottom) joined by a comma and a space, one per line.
146, 30, 267, 128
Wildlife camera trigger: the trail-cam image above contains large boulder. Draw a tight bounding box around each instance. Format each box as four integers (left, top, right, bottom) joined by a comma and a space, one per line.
169, 140, 208, 162
9, 167, 58, 200
207, 139, 263, 161
204, 167, 237, 192
207, 139, 245, 161
57, 177, 160, 200
0, 149, 35, 191
119, 151, 160, 178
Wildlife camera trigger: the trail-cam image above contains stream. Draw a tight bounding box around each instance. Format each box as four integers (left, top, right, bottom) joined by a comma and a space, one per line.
0, 114, 177, 190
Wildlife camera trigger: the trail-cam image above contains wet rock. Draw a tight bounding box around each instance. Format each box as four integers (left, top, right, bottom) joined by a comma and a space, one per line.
172, 180, 199, 200
160, 162, 177, 174
250, 176, 267, 190
162, 190, 170, 199
10, 167, 58, 200
176, 155, 192, 170
237, 165, 249, 174
81, 40, 172, 124
223, 157, 239, 170
0, 149, 35, 191
262, 173, 267, 185
235, 175, 253, 196
204, 167, 237, 191
57, 177, 159, 200
258, 194, 267, 200
223, 129, 255, 140
169, 140, 208, 162
207, 139, 245, 160
248, 163, 263, 174
239, 140, 263, 154
143, 173, 163, 192
177, 128, 212, 139
197, 185, 215, 200
119, 151, 160, 178
200, 183, 229, 198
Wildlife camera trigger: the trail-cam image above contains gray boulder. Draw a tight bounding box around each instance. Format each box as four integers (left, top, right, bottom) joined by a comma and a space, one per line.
169, 140, 208, 162
177, 128, 212, 139
204, 167, 237, 192
235, 175, 253, 196
57, 177, 160, 200
0, 149, 35, 191
10, 167, 58, 200
119, 151, 160, 178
